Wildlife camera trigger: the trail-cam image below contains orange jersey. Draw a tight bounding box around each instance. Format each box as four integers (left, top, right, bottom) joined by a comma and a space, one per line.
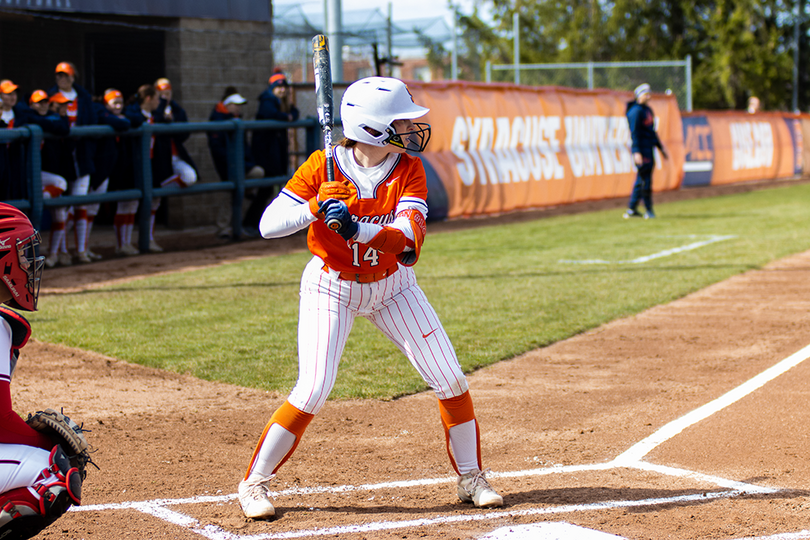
284, 148, 428, 274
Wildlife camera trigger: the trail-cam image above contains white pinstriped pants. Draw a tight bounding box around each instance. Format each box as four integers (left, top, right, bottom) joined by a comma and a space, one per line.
288, 256, 469, 414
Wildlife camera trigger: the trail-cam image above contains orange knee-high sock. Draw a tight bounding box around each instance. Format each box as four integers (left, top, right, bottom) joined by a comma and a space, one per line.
438, 390, 481, 474
245, 400, 314, 480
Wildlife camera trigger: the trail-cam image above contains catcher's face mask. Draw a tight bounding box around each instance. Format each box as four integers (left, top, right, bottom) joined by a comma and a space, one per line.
0, 203, 44, 311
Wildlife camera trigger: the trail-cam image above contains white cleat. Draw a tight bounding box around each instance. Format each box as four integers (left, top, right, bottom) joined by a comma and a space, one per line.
116, 243, 140, 256
238, 476, 276, 519
457, 468, 503, 508
57, 253, 73, 267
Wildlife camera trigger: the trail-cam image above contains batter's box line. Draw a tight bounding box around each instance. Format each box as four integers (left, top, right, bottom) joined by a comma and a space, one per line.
558, 234, 736, 264
71, 460, 777, 540
75, 458, 772, 516
77, 488, 754, 540
71, 340, 810, 538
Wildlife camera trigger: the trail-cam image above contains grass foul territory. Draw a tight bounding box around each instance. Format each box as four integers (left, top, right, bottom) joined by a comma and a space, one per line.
30, 182, 810, 399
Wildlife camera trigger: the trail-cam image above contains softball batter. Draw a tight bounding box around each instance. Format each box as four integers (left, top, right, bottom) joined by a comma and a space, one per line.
238, 77, 503, 519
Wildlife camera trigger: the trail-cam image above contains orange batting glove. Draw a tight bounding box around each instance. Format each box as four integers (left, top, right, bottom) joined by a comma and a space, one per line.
309, 180, 353, 217
318, 180, 352, 201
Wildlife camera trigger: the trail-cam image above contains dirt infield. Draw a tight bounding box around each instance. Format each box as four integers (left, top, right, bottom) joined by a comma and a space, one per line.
18, 182, 810, 539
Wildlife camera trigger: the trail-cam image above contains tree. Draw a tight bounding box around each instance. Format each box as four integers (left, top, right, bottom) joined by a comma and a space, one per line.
445, 0, 807, 111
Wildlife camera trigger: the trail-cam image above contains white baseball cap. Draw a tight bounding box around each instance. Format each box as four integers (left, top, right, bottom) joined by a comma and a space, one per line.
634, 83, 651, 99
223, 93, 247, 106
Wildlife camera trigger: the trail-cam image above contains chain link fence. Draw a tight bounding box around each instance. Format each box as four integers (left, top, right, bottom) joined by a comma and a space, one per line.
485, 58, 692, 111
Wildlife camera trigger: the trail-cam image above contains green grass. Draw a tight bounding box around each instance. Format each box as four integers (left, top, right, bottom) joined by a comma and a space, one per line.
29, 182, 810, 399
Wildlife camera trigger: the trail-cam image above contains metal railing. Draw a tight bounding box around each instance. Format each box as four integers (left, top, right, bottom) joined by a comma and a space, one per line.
1, 118, 321, 253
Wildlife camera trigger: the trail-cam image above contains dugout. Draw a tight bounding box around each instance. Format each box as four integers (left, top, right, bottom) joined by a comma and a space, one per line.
0, 1, 274, 228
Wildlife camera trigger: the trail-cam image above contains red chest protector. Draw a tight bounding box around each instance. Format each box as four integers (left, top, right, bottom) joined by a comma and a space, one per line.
0, 306, 31, 349
0, 306, 31, 377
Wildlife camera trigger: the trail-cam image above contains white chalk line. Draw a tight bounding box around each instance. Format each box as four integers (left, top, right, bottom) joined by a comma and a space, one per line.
75, 460, 771, 514
72, 341, 810, 539
559, 234, 736, 264
734, 532, 810, 540
615, 341, 810, 464
83, 490, 747, 540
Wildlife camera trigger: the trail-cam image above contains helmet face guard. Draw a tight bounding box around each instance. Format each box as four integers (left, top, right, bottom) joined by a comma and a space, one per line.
0, 204, 44, 311
384, 122, 431, 153
2, 231, 44, 311
18, 232, 44, 309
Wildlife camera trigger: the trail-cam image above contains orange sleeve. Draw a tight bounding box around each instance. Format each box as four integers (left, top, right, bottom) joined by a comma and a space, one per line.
285, 150, 324, 202
366, 227, 408, 254
401, 155, 429, 202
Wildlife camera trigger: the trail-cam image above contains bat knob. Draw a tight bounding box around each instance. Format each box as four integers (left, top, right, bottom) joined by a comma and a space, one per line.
326, 219, 341, 231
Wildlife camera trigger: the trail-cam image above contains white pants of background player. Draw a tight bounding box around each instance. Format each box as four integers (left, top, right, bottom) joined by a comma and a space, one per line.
42, 172, 69, 261
245, 256, 481, 480
170, 156, 197, 187
65, 175, 107, 257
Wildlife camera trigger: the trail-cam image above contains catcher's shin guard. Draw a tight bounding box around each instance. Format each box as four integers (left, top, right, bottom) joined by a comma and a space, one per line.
438, 391, 481, 475
42, 445, 82, 506
0, 487, 47, 540
0, 447, 80, 540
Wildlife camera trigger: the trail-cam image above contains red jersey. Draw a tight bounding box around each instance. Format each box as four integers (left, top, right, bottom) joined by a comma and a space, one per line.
285, 149, 428, 274
66, 100, 78, 127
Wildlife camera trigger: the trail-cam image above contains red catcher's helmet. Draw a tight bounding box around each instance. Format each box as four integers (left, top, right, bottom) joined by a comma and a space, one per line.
0, 204, 44, 311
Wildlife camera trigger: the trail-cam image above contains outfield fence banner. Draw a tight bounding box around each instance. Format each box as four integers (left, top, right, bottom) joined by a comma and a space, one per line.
682, 111, 801, 188
406, 81, 684, 220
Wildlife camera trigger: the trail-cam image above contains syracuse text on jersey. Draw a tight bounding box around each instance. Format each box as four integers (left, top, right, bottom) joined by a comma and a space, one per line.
729, 121, 774, 171
449, 115, 636, 185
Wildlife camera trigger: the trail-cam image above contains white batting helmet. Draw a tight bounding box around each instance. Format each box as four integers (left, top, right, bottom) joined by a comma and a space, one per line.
340, 77, 431, 152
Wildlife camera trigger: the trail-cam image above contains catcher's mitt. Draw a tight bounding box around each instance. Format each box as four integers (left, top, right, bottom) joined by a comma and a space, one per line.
26, 408, 94, 478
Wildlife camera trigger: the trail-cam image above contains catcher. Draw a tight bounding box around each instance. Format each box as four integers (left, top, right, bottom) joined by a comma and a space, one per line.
0, 203, 92, 539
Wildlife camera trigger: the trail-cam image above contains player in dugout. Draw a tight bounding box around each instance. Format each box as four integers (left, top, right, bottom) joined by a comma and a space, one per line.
24, 90, 71, 268
47, 62, 99, 263
237, 77, 503, 520
0, 80, 28, 202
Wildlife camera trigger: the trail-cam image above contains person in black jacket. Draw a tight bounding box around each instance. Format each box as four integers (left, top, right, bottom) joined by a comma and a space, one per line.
0, 79, 28, 202
207, 86, 265, 238
47, 62, 98, 263
25, 90, 71, 268
624, 83, 667, 220
124, 84, 171, 253
154, 78, 198, 188
77, 90, 135, 263
244, 70, 300, 236
92, 88, 143, 257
